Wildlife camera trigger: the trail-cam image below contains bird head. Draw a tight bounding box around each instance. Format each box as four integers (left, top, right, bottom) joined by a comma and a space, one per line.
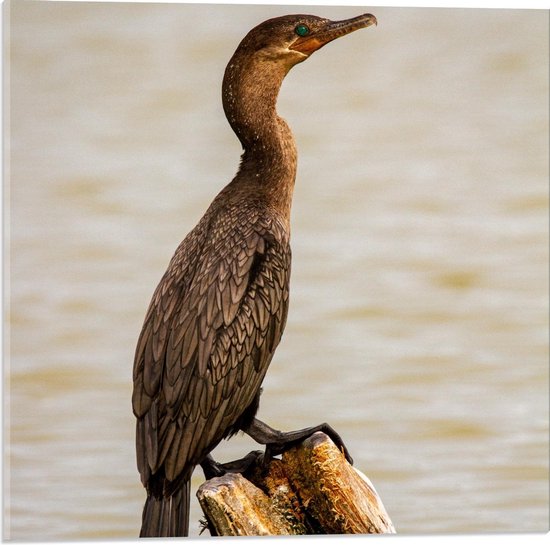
238, 13, 377, 68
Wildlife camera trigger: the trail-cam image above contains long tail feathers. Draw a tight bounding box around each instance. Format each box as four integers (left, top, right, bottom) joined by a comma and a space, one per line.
139, 480, 190, 537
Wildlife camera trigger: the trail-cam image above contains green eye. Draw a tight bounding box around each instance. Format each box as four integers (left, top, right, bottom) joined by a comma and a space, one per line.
294, 24, 310, 37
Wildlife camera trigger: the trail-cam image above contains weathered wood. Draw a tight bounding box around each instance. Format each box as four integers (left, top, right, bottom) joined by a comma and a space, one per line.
197, 473, 293, 536
197, 432, 395, 536
282, 432, 395, 534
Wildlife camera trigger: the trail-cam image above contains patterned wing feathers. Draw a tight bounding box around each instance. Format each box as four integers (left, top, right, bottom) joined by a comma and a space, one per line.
133, 211, 291, 487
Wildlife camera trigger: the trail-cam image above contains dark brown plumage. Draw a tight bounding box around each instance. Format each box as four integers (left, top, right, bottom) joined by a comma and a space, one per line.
132, 13, 377, 537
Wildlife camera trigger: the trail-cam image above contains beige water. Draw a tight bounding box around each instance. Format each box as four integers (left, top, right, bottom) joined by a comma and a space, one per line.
4, 1, 549, 539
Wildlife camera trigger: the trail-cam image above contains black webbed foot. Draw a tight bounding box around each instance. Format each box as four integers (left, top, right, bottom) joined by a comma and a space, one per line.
243, 417, 353, 465
200, 450, 264, 480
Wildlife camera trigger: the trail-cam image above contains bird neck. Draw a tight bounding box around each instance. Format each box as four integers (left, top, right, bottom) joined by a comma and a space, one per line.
222, 54, 298, 223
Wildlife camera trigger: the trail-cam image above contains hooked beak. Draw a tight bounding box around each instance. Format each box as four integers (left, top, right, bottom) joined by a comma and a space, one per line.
289, 13, 377, 56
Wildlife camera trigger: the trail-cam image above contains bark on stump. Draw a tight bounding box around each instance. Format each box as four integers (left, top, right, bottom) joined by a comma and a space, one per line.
197, 431, 395, 536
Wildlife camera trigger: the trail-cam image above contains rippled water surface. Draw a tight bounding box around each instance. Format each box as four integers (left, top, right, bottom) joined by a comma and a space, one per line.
4, 1, 549, 540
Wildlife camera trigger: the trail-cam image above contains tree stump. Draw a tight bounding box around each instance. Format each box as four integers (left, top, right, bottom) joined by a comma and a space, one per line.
197, 432, 395, 536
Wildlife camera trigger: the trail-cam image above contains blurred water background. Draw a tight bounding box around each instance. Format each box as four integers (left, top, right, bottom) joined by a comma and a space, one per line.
4, 0, 549, 539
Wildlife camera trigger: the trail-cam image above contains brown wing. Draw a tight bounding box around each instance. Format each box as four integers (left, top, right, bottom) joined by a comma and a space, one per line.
132, 204, 290, 488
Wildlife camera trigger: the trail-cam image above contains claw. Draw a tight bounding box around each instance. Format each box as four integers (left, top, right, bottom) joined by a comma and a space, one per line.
200, 451, 264, 480
243, 417, 354, 466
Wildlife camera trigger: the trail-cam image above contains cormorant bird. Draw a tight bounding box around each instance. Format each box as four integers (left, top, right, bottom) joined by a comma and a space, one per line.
132, 13, 377, 537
